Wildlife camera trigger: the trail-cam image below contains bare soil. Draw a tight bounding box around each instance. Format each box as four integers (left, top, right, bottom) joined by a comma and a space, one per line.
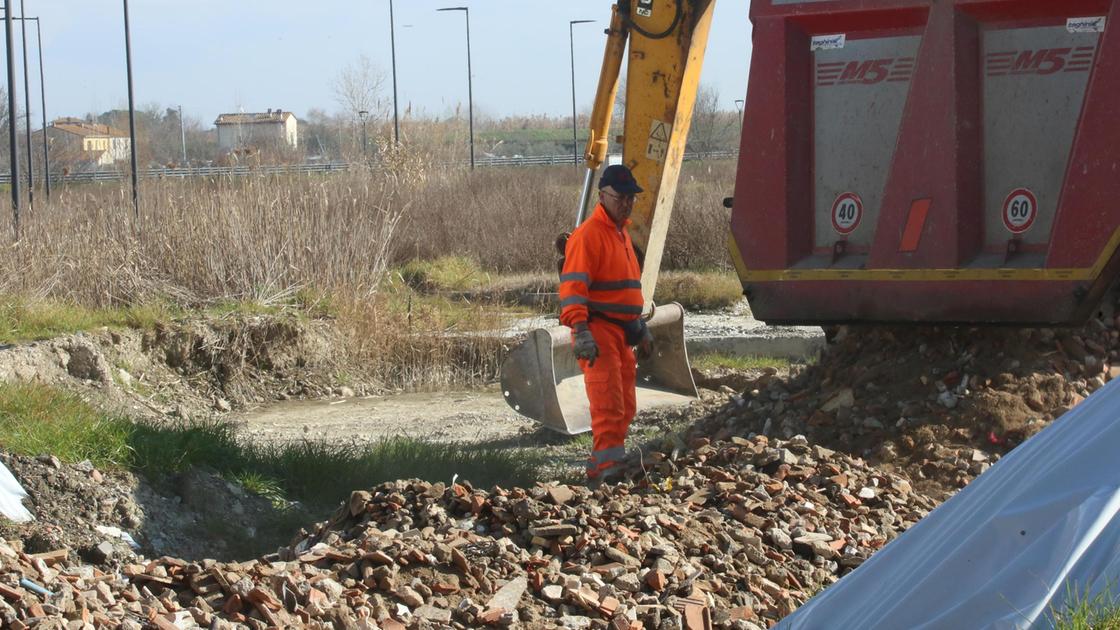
233, 388, 536, 445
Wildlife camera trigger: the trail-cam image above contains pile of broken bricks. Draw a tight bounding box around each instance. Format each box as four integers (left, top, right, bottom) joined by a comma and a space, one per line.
0, 431, 938, 629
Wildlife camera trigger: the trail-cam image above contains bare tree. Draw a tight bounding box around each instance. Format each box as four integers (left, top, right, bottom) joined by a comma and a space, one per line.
332, 55, 387, 120
686, 84, 735, 153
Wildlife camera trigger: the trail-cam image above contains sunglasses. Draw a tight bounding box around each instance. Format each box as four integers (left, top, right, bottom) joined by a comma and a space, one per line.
602, 190, 636, 203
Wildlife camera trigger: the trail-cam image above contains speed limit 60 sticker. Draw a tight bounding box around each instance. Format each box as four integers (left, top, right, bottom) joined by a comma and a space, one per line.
831, 192, 863, 235
1002, 188, 1037, 234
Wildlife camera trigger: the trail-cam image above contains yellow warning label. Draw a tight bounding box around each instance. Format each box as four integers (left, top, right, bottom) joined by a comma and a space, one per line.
646, 120, 671, 162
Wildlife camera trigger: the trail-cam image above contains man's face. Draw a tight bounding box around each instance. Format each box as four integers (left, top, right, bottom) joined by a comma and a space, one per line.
599, 186, 636, 226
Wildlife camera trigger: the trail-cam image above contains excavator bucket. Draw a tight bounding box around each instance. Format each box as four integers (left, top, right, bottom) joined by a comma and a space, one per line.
501, 303, 698, 435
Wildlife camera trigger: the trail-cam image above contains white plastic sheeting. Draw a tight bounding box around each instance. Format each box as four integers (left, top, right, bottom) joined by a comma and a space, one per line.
777, 378, 1120, 630
0, 461, 32, 523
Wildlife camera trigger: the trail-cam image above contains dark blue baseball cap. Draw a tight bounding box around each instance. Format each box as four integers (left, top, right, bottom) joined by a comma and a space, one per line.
598, 164, 643, 195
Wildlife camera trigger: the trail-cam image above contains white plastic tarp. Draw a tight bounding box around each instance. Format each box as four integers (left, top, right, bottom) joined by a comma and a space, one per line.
0, 460, 33, 523
777, 378, 1120, 630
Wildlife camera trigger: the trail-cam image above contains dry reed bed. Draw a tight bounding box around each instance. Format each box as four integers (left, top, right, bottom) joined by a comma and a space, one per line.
1, 174, 402, 306
391, 160, 736, 272
0, 160, 736, 389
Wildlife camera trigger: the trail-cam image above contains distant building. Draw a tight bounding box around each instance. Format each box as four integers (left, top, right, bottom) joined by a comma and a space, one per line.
46, 117, 131, 167
214, 109, 298, 151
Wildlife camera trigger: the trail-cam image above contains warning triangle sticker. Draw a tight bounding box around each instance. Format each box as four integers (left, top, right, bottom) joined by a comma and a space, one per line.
650, 122, 668, 142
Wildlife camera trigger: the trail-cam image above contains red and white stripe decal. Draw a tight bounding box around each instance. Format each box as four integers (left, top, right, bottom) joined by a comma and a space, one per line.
985, 46, 1097, 77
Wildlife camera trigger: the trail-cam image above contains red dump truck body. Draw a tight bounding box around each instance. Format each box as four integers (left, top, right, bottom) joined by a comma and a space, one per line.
731, 0, 1120, 324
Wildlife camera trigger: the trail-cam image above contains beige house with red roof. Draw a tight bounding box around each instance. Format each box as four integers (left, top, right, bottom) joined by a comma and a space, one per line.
47, 117, 131, 166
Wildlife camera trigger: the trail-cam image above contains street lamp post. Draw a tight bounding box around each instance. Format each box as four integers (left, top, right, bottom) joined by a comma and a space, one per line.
122, 0, 139, 219
5, 4, 21, 234
31, 17, 47, 199
569, 19, 593, 167
388, 0, 399, 144
18, 0, 31, 210
6, 15, 45, 201
178, 105, 186, 164
437, 6, 474, 170
358, 109, 369, 156
734, 99, 745, 139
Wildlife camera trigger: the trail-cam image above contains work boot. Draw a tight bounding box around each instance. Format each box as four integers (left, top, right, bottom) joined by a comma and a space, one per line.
587, 463, 627, 490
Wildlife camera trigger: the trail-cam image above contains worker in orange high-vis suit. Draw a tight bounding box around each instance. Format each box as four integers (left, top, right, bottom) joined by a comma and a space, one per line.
559, 164, 654, 483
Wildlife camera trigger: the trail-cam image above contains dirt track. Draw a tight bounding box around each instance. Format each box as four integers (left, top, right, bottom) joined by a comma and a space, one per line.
234, 388, 540, 445
231, 301, 823, 448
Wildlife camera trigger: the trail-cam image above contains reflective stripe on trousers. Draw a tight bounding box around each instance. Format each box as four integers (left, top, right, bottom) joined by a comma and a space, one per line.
578, 318, 636, 479
588, 446, 626, 476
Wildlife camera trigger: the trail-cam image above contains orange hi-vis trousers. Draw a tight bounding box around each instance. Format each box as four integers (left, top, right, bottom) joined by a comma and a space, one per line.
579, 318, 637, 479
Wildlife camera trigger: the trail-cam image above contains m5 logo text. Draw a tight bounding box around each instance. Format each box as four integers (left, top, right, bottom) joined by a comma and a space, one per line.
816, 57, 914, 87
985, 47, 1096, 76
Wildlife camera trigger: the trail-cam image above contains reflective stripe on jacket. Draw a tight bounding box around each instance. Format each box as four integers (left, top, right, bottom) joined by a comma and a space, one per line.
559, 203, 643, 328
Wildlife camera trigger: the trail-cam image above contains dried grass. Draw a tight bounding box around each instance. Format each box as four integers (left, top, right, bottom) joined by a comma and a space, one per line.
1, 172, 403, 307
0, 157, 737, 390
390, 160, 734, 273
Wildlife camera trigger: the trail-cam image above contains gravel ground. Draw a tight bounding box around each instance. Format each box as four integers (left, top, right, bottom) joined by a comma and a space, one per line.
234, 302, 818, 448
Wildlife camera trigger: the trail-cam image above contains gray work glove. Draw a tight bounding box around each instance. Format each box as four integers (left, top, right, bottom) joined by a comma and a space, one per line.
636, 320, 654, 361
573, 322, 599, 366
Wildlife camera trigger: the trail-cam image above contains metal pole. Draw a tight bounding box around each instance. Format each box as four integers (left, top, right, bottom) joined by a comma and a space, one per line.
33, 18, 47, 199
178, 104, 186, 163
735, 99, 744, 140
569, 20, 593, 167
438, 7, 474, 169
359, 110, 368, 155
123, 0, 139, 219
389, 0, 399, 144
570, 22, 577, 167
18, 0, 30, 210
464, 8, 473, 170
5, 4, 21, 235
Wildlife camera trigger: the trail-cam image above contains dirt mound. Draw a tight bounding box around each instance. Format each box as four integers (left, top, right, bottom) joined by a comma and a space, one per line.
0, 453, 289, 564
0, 431, 936, 629
0, 314, 370, 425
680, 315, 1118, 500
142, 315, 346, 406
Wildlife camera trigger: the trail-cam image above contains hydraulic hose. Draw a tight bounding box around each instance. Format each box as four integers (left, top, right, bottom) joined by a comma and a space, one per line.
621, 0, 685, 41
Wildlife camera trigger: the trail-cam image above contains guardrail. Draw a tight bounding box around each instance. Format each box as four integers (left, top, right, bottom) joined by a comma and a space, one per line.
0, 150, 739, 184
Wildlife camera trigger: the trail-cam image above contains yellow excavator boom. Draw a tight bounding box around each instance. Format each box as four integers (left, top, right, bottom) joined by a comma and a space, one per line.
579, 0, 717, 305
502, 0, 715, 434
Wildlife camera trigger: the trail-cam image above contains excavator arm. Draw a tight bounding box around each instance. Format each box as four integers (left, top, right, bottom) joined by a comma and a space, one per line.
501, 0, 716, 434
578, 0, 717, 306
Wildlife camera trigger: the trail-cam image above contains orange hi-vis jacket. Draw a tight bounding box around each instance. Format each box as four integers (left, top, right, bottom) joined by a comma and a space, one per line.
559, 203, 644, 327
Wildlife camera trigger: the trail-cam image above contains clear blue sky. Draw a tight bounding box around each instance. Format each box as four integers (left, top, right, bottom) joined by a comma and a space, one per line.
16, 0, 752, 125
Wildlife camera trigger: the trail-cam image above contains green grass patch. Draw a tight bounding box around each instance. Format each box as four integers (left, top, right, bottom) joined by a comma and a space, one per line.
131, 422, 547, 509
227, 471, 288, 509
293, 287, 339, 319
0, 298, 176, 344
1051, 582, 1120, 630
204, 299, 285, 319
569, 433, 594, 450
692, 352, 791, 372
378, 290, 512, 331
0, 383, 545, 511
0, 384, 135, 468
655, 271, 743, 311
0, 294, 340, 346
398, 256, 489, 293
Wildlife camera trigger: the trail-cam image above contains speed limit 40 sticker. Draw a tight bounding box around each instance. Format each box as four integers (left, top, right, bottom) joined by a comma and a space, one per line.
1002, 188, 1038, 234
831, 192, 863, 235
